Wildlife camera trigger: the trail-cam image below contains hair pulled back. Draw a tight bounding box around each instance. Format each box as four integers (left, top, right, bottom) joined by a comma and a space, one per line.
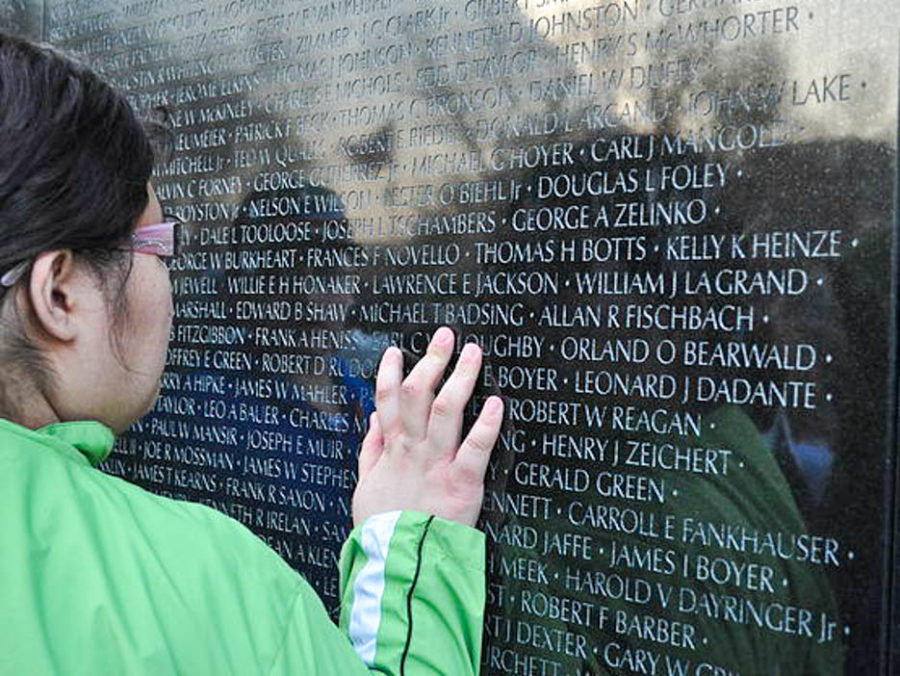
0, 33, 154, 284
0, 33, 159, 411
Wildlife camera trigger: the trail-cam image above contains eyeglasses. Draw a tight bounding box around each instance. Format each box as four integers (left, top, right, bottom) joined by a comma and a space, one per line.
0, 220, 183, 288
131, 220, 182, 258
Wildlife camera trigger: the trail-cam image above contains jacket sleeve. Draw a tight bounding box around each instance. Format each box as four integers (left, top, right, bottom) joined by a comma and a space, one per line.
337, 511, 486, 675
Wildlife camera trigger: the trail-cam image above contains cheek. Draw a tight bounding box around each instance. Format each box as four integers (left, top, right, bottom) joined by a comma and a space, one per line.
128, 258, 173, 362
152, 271, 174, 352
155, 268, 173, 322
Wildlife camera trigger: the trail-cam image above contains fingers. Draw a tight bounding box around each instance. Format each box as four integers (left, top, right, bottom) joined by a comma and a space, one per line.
374, 347, 403, 441
357, 412, 384, 480
399, 327, 455, 440
453, 396, 504, 484
426, 342, 483, 454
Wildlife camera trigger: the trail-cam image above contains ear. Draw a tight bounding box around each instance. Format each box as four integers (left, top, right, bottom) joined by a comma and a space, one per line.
26, 250, 84, 343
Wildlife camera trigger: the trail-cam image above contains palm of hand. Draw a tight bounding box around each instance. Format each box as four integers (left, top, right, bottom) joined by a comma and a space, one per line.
351, 328, 504, 527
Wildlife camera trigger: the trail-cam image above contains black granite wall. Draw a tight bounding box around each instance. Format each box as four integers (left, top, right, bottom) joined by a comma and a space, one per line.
2, 1, 899, 673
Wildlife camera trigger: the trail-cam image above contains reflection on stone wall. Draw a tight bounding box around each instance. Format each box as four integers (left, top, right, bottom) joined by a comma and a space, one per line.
4, 0, 898, 673
0, 0, 40, 38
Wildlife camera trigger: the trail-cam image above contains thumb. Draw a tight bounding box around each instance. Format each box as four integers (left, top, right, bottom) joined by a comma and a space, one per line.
357, 412, 384, 480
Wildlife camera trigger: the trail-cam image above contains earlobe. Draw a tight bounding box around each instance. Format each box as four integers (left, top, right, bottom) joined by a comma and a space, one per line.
27, 250, 80, 342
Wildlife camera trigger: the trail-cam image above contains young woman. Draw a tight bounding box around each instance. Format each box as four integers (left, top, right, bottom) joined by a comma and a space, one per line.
0, 33, 504, 674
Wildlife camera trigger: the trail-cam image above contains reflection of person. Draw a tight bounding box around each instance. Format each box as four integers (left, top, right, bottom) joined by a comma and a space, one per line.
490, 404, 843, 675
0, 33, 504, 674
169, 183, 378, 605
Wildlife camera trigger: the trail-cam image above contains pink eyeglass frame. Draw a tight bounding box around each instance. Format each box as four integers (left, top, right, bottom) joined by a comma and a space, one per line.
131, 221, 180, 257
0, 221, 180, 287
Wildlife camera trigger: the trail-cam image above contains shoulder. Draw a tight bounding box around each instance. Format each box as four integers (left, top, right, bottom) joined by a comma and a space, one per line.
87, 471, 324, 670
1, 426, 323, 672
92, 466, 298, 589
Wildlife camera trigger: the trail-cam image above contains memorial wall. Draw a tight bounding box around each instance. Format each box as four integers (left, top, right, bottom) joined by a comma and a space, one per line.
4, 0, 899, 673
1, 0, 38, 38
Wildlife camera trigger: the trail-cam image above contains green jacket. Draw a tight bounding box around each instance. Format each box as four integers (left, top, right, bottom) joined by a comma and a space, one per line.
0, 418, 485, 674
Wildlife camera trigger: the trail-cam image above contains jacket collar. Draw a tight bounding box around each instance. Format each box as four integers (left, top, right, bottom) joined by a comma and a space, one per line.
0, 418, 116, 467
40, 421, 117, 466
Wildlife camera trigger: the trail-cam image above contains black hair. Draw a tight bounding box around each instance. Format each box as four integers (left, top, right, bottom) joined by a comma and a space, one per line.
0, 33, 154, 278
0, 32, 158, 407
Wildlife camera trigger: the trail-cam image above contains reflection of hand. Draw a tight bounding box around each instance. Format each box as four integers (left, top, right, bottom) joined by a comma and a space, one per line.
352, 326, 504, 527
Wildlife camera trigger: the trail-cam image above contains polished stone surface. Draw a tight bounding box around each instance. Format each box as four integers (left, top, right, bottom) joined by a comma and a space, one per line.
4, 0, 899, 672
1, 0, 38, 38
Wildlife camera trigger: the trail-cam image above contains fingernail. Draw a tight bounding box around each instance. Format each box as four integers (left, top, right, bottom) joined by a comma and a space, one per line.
485, 396, 503, 415
433, 326, 454, 346
378, 347, 400, 370
461, 342, 481, 361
